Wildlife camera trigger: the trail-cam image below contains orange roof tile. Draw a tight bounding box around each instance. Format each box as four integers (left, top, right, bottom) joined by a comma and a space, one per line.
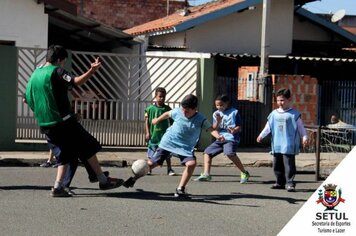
124, 0, 248, 36
343, 26, 356, 35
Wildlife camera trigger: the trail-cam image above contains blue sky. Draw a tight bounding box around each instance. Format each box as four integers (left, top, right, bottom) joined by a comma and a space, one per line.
303, 0, 356, 15
189, 0, 356, 15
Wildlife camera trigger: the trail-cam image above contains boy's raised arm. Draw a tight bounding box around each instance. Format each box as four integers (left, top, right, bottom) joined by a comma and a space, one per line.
144, 116, 150, 142
152, 111, 170, 125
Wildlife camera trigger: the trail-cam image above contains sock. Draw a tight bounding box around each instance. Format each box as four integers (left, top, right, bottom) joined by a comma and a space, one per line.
54, 181, 62, 189
97, 173, 108, 184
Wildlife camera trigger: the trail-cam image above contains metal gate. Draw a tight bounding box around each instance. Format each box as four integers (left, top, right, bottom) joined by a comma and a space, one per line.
16, 48, 199, 146
320, 80, 356, 126
320, 80, 356, 144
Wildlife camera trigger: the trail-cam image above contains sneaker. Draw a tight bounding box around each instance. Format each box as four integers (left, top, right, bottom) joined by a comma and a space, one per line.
240, 171, 250, 184
270, 184, 285, 189
51, 163, 60, 168
146, 170, 152, 176
40, 161, 52, 168
50, 187, 72, 197
174, 187, 189, 198
64, 187, 76, 195
123, 177, 136, 188
193, 173, 212, 181
99, 177, 124, 190
286, 185, 296, 192
89, 171, 110, 183
167, 169, 176, 176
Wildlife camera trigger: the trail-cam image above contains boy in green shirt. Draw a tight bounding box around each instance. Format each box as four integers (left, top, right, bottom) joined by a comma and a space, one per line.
145, 87, 175, 176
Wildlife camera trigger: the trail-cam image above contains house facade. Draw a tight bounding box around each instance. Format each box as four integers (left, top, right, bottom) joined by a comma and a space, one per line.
124, 0, 356, 145
1, 0, 355, 149
146, 0, 295, 55
0, 0, 48, 48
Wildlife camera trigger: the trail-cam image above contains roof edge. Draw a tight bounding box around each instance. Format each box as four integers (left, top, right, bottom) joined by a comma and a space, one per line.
296, 8, 356, 44
175, 0, 262, 32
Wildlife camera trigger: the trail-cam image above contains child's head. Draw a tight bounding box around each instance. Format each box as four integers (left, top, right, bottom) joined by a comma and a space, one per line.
181, 94, 198, 118
46, 45, 68, 65
330, 114, 339, 124
154, 87, 166, 107
215, 94, 230, 112
275, 88, 291, 110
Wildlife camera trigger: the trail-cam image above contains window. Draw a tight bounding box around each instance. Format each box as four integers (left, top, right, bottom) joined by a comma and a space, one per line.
246, 73, 255, 98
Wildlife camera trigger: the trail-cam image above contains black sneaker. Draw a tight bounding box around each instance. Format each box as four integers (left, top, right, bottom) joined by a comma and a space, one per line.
89, 171, 110, 183
40, 161, 52, 168
174, 187, 189, 198
52, 163, 60, 168
64, 187, 76, 195
286, 185, 296, 192
123, 177, 136, 188
270, 184, 285, 190
50, 187, 72, 197
99, 177, 124, 190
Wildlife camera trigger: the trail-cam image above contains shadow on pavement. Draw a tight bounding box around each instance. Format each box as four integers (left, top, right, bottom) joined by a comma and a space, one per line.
67, 188, 309, 206
0, 185, 51, 190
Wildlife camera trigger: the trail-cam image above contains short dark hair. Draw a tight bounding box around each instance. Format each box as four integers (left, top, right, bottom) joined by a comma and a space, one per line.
46, 45, 68, 63
276, 88, 291, 99
215, 94, 230, 103
181, 94, 198, 109
155, 87, 166, 95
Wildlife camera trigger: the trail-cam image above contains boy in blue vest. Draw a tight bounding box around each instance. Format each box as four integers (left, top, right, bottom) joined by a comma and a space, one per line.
123, 94, 224, 198
194, 94, 250, 183
257, 88, 308, 192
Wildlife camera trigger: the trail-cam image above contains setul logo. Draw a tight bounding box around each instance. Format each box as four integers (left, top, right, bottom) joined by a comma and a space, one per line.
316, 184, 345, 211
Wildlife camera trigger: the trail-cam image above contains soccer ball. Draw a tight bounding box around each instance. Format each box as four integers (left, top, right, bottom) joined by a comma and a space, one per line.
131, 159, 149, 177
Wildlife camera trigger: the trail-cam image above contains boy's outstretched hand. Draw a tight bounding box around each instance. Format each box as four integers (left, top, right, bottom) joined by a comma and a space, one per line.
152, 118, 158, 125
90, 57, 101, 72
302, 139, 308, 147
217, 135, 225, 142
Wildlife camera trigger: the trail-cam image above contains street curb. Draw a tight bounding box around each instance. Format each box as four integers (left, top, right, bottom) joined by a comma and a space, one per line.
0, 159, 127, 167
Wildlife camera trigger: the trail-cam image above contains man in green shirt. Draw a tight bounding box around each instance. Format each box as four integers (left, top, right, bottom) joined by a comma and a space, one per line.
25, 45, 123, 197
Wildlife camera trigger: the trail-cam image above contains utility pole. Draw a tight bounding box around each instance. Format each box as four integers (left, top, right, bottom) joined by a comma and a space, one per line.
258, 0, 270, 103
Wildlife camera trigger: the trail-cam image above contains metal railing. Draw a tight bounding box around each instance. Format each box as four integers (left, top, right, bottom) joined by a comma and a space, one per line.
303, 125, 354, 180
16, 48, 198, 147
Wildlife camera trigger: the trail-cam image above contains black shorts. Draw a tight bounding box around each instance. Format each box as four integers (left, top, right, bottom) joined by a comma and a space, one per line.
41, 117, 101, 165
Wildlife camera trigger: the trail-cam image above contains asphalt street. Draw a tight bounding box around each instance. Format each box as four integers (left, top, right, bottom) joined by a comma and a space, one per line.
0, 165, 321, 236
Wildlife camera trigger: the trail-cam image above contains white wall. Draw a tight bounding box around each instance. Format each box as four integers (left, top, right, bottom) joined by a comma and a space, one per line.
0, 0, 48, 48
150, 0, 294, 55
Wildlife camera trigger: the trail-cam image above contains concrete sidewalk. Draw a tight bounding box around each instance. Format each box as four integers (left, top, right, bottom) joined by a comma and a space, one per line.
0, 149, 345, 172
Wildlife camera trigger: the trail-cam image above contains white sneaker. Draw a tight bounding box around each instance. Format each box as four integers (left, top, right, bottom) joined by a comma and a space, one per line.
64, 187, 76, 195
167, 169, 176, 176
